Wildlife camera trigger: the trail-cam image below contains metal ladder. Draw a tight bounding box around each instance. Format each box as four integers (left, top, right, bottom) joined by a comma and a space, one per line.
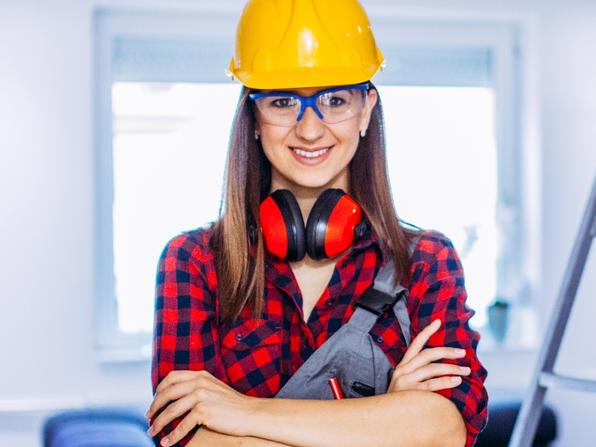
509, 176, 596, 447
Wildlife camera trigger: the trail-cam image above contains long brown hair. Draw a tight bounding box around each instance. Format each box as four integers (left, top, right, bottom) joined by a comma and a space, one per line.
210, 82, 420, 324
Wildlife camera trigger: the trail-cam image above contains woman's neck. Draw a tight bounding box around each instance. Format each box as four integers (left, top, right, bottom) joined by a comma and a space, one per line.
269, 171, 350, 223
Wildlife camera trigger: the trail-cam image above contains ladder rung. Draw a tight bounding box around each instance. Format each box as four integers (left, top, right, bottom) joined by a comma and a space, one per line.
539, 372, 596, 393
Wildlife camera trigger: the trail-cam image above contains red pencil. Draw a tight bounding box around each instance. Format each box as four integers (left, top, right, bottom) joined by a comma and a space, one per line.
328, 376, 344, 399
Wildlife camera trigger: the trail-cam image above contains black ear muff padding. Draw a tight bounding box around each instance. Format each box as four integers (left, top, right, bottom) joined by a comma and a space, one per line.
305, 189, 345, 260
271, 189, 306, 262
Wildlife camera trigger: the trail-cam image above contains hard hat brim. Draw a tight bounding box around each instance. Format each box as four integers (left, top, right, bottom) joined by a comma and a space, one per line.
229, 62, 383, 90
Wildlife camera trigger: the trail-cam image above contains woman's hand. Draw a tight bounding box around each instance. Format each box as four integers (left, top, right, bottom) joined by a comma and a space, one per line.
146, 370, 257, 446
387, 319, 471, 393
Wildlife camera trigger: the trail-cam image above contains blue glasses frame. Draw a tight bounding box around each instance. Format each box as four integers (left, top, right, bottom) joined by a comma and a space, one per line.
249, 82, 370, 123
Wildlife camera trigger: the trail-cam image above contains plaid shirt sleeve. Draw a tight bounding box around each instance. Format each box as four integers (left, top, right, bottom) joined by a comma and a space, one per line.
408, 232, 489, 447
150, 230, 224, 446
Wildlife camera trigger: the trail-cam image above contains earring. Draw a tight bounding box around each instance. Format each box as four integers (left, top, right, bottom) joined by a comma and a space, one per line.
360, 128, 367, 138
255, 130, 260, 140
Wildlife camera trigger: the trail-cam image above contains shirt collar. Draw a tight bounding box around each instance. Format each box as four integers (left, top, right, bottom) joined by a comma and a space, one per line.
350, 219, 384, 259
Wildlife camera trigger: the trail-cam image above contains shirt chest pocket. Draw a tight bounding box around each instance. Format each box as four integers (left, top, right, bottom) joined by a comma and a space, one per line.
370, 312, 409, 367
220, 319, 282, 396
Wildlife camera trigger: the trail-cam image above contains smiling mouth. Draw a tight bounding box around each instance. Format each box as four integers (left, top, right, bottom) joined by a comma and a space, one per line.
290, 146, 333, 159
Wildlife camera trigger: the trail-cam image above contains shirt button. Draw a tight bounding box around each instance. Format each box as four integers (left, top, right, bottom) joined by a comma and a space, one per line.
325, 299, 334, 307
376, 336, 384, 344
235, 333, 243, 341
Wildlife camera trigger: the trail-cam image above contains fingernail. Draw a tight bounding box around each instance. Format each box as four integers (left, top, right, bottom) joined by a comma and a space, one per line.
456, 349, 466, 356
161, 438, 169, 447
451, 376, 462, 383
433, 319, 441, 327
146, 427, 153, 436
460, 366, 471, 374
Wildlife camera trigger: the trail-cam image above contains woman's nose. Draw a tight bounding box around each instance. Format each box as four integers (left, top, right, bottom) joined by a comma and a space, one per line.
294, 106, 325, 141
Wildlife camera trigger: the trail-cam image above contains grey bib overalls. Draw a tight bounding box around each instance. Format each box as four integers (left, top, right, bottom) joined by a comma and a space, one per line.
275, 248, 414, 400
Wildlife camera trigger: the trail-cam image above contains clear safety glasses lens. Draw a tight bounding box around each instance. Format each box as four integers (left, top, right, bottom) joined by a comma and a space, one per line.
251, 87, 368, 127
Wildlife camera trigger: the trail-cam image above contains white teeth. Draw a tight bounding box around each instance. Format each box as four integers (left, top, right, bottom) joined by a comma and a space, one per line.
292, 147, 330, 158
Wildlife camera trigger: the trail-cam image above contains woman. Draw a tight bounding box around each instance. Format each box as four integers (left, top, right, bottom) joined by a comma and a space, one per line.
146, 1, 488, 446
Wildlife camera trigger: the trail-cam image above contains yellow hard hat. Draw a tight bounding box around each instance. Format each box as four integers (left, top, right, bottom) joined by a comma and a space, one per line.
227, 0, 385, 89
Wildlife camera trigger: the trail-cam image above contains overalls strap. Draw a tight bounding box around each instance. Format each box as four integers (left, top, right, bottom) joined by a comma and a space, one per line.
274, 235, 421, 400
354, 255, 412, 346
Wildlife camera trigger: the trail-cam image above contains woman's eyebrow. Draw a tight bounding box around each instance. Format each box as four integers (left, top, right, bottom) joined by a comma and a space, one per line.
257, 90, 298, 95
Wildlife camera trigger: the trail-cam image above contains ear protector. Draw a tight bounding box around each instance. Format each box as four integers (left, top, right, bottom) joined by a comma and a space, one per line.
258, 188, 366, 262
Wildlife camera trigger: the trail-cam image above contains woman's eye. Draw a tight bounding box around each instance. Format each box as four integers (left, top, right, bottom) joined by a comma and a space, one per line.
330, 96, 345, 106
271, 97, 297, 108
321, 94, 346, 107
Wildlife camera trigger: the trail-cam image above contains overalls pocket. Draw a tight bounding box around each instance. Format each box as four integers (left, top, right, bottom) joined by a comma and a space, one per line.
330, 329, 379, 398
220, 318, 282, 396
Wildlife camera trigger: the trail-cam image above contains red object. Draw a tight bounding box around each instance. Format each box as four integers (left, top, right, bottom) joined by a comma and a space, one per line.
259, 195, 289, 259
328, 376, 344, 399
324, 194, 362, 258
258, 188, 363, 261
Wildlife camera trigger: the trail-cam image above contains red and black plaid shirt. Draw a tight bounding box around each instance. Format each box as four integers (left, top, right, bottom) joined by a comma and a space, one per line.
151, 223, 488, 447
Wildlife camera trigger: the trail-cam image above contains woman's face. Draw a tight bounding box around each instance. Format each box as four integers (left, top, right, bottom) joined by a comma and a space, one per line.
254, 85, 378, 194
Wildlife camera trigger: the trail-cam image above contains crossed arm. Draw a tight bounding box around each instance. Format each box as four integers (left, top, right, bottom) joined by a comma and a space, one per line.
187, 390, 466, 447
148, 321, 469, 447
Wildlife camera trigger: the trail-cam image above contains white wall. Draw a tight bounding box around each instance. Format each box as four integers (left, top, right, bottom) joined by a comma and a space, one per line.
535, 4, 596, 445
0, 0, 594, 445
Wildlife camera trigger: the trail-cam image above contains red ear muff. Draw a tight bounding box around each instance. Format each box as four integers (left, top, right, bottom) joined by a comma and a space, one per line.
259, 188, 363, 262
305, 189, 363, 260
259, 189, 306, 262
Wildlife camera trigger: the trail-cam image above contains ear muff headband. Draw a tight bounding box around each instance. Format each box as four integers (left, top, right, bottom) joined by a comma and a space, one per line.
259, 189, 306, 262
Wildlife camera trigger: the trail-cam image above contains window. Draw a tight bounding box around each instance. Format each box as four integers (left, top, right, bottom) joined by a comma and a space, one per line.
95, 9, 530, 359
111, 82, 239, 334
94, 10, 241, 359
381, 85, 498, 327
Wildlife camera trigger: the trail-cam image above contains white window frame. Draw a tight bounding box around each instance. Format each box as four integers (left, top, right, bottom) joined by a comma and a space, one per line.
368, 15, 538, 350
94, 6, 536, 361
93, 7, 239, 361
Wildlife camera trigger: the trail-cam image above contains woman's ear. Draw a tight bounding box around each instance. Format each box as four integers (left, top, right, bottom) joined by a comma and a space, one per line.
360, 88, 378, 134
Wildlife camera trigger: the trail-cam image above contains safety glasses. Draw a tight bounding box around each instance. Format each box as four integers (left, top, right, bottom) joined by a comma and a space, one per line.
249, 83, 369, 127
